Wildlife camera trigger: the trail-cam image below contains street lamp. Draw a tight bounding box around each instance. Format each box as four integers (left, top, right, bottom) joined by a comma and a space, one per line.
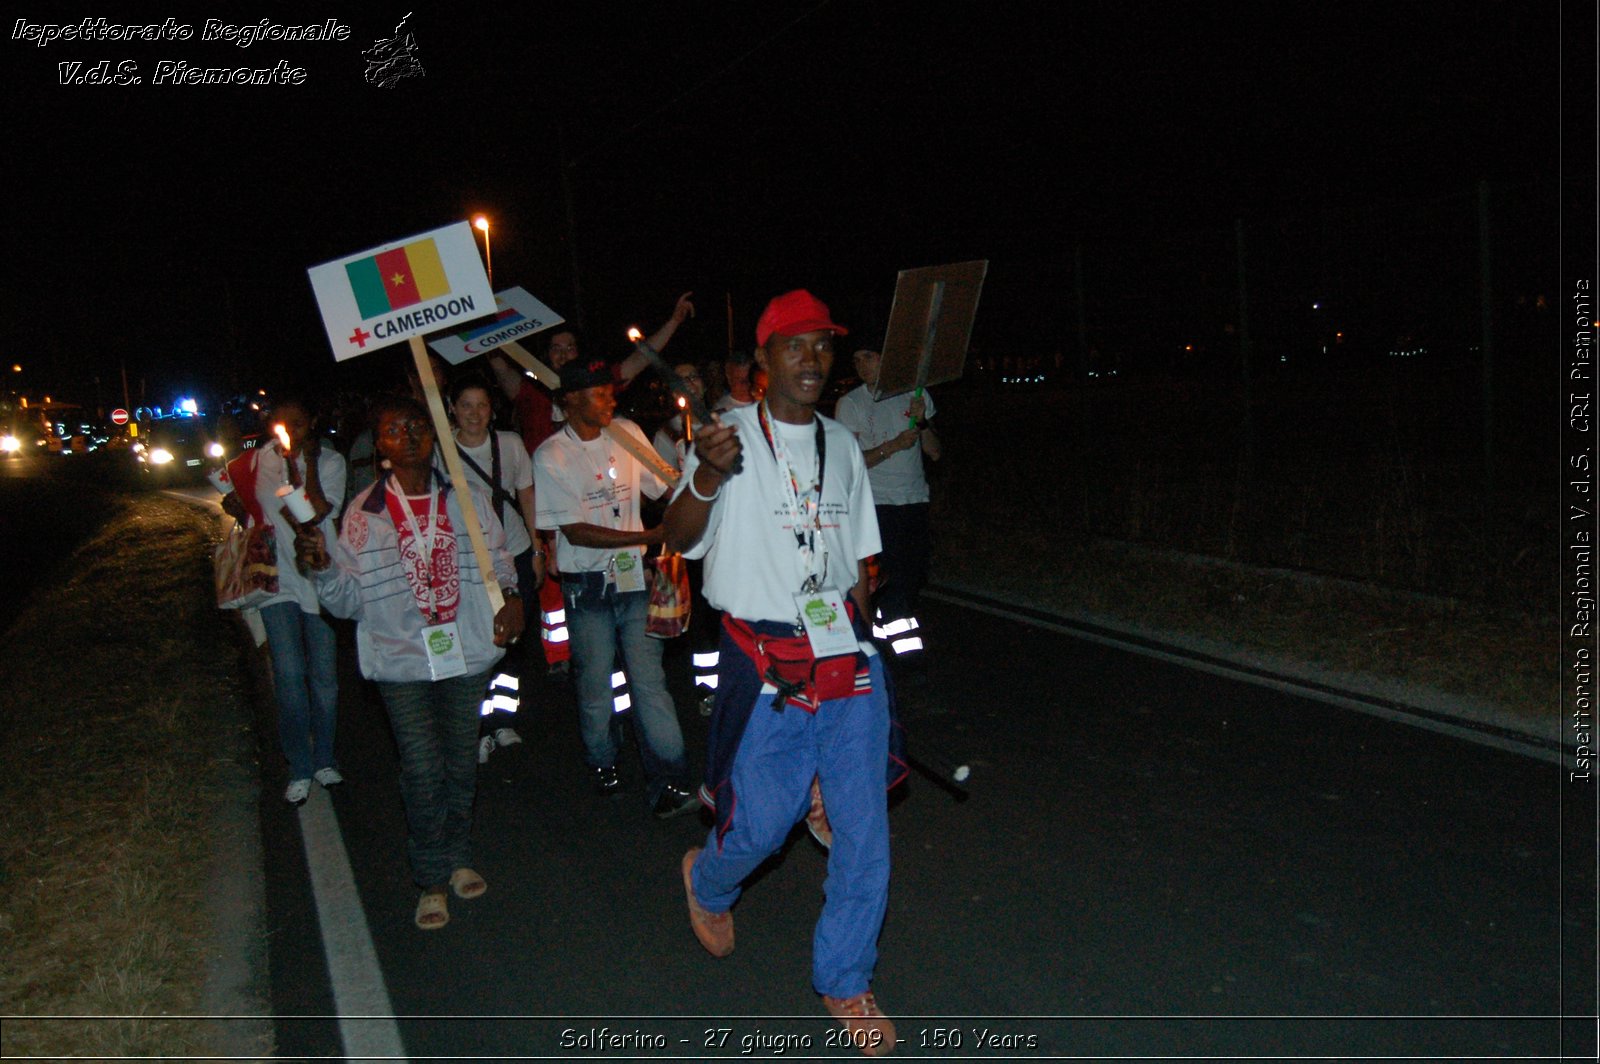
473, 215, 493, 288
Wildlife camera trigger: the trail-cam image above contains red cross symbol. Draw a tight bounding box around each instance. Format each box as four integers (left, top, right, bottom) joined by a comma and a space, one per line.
348, 326, 372, 348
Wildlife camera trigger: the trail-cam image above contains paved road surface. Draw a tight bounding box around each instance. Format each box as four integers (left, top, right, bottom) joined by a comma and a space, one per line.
246, 593, 1592, 1060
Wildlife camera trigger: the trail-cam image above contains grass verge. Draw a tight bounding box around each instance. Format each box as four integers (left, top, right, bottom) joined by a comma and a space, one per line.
933, 524, 1552, 733
0, 494, 267, 1059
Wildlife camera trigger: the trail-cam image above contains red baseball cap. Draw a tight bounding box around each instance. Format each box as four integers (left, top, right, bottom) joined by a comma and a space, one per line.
756, 289, 849, 347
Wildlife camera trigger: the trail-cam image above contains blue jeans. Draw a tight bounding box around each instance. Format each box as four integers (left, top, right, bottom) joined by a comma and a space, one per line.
564, 572, 687, 805
259, 602, 340, 780
377, 670, 490, 887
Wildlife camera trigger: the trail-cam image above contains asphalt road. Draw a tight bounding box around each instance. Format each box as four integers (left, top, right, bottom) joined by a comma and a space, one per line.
246, 591, 1594, 1060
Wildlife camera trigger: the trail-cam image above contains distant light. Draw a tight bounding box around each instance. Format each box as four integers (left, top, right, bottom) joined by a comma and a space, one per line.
177, 397, 200, 416
207, 442, 225, 458
10, 364, 19, 373
1312, 302, 1321, 310
473, 215, 490, 232
150, 448, 175, 465
0, 435, 19, 454
627, 327, 643, 343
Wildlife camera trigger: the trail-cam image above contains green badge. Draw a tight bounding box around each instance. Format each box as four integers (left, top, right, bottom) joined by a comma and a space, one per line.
616, 553, 636, 572
427, 628, 455, 655
803, 597, 837, 628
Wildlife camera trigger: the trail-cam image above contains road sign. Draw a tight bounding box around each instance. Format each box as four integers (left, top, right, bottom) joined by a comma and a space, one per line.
110, 408, 129, 425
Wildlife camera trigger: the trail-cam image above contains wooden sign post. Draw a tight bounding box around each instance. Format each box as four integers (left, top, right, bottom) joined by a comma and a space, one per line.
410, 336, 504, 615
494, 339, 681, 487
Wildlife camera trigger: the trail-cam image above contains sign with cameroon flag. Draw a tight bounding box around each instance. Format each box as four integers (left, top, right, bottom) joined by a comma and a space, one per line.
307, 221, 494, 361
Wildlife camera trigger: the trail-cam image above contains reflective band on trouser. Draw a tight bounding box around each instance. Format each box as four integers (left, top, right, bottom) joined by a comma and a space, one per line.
692, 650, 720, 691
871, 615, 920, 640
480, 672, 520, 716
611, 669, 630, 713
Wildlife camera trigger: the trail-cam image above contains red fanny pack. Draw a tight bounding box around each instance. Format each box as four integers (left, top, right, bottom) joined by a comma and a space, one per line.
724, 614, 859, 709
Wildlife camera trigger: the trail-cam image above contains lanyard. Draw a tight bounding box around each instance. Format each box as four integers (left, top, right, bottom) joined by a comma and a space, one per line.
566, 425, 621, 521
756, 401, 828, 592
386, 476, 447, 623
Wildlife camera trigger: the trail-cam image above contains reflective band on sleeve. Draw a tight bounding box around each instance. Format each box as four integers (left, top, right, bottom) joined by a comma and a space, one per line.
613, 693, 631, 713
611, 670, 627, 689
692, 651, 720, 668
876, 616, 920, 638
890, 636, 925, 655
695, 675, 719, 691
489, 673, 519, 692
546, 626, 570, 643
542, 609, 566, 624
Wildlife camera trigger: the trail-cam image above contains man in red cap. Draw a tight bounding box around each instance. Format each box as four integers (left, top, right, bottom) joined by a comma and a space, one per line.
665, 290, 905, 1056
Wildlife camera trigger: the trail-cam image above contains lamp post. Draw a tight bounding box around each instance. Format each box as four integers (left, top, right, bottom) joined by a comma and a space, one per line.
473, 215, 493, 288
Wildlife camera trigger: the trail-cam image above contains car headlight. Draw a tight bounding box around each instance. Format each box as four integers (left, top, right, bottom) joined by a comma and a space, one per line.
149, 448, 175, 465
0, 435, 19, 454
207, 442, 225, 458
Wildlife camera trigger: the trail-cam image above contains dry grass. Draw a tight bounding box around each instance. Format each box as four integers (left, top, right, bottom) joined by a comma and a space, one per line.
0, 495, 257, 1060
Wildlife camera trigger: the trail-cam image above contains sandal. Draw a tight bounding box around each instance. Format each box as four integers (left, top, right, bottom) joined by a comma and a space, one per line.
414, 887, 449, 930
449, 867, 487, 900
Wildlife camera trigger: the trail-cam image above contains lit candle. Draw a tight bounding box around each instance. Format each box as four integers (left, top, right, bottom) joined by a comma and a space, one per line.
273, 423, 292, 453
678, 395, 692, 441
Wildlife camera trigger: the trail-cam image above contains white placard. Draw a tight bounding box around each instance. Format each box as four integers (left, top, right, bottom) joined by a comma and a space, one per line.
426, 287, 566, 365
307, 221, 495, 361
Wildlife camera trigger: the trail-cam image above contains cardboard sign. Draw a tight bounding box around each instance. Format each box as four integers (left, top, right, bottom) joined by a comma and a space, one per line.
427, 287, 566, 366
872, 259, 989, 399
307, 221, 494, 361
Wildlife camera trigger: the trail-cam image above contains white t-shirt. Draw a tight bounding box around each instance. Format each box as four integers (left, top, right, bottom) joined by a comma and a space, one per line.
676, 404, 881, 625
251, 443, 347, 614
533, 417, 669, 574
443, 430, 534, 557
713, 393, 755, 413
653, 415, 688, 473
832, 384, 937, 506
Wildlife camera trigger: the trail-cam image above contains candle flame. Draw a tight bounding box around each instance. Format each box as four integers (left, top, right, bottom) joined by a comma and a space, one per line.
676, 395, 687, 409
627, 327, 643, 343
273, 423, 292, 451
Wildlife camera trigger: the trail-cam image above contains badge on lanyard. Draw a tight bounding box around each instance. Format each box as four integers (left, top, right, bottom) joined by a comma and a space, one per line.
612, 549, 647, 593
793, 586, 858, 658
422, 621, 469, 680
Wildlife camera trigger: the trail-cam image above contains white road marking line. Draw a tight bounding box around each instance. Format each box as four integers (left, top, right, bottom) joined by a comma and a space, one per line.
299, 787, 410, 1063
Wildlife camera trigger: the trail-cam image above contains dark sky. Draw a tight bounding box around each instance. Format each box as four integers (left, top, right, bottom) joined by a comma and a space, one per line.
2, 1, 1571, 409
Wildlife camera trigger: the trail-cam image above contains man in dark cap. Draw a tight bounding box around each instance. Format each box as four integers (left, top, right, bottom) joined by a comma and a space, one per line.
532, 358, 697, 818
664, 290, 903, 1055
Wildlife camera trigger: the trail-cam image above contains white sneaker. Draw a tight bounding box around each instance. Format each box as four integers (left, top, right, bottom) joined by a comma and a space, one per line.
478, 734, 496, 764
284, 778, 311, 805
493, 727, 522, 747
314, 767, 344, 788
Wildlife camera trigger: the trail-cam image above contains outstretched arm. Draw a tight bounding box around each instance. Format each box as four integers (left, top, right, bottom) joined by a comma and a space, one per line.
620, 291, 695, 385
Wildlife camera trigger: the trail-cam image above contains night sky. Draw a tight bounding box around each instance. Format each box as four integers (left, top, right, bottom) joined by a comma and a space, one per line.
2, 1, 1577, 411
